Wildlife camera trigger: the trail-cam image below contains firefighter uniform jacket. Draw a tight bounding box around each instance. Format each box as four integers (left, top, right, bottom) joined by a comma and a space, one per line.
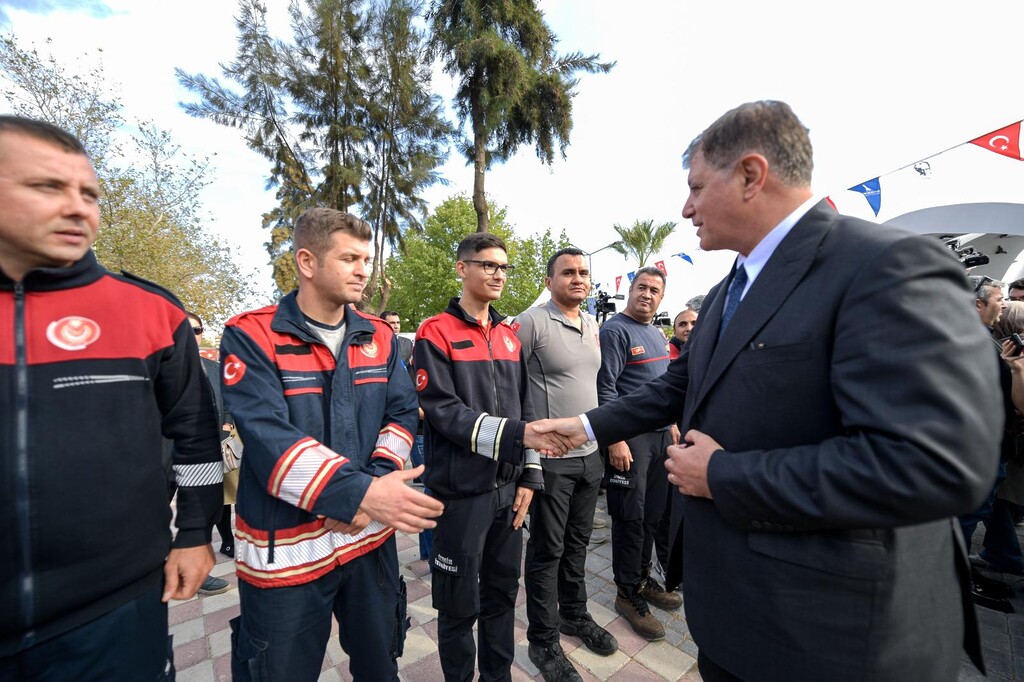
220, 293, 418, 588
414, 298, 543, 499
0, 251, 222, 655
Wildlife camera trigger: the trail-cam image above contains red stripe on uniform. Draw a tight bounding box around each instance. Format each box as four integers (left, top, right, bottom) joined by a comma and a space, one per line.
268, 437, 317, 496
626, 356, 669, 365
284, 387, 324, 396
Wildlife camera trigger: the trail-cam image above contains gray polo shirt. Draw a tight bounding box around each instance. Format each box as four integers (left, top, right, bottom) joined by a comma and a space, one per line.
514, 300, 601, 458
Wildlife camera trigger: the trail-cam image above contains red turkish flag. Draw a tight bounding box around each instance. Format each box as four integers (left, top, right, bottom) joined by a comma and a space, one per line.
970, 121, 1022, 161
654, 260, 667, 275
615, 275, 622, 293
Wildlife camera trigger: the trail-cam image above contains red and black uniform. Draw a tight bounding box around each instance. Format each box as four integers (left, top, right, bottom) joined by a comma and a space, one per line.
220, 292, 417, 682
668, 336, 683, 360
0, 251, 222, 669
414, 297, 542, 681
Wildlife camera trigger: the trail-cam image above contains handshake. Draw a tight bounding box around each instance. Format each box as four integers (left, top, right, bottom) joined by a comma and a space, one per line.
524, 417, 591, 457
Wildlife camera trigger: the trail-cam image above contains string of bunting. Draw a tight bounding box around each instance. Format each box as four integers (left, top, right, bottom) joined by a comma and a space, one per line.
845, 120, 1023, 217
608, 253, 693, 293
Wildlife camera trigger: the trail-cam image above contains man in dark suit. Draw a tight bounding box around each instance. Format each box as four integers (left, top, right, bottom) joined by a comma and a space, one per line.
533, 100, 1001, 681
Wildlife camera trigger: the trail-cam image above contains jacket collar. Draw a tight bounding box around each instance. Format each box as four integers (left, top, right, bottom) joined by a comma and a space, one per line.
445, 296, 508, 328
688, 199, 835, 411
271, 290, 377, 345
0, 250, 106, 292
542, 299, 592, 334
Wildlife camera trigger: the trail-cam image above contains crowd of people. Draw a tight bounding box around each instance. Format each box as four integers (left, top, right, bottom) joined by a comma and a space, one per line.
0, 99, 1014, 682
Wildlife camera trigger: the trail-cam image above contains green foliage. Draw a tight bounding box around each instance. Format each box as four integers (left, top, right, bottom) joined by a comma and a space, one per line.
94, 125, 255, 325
0, 36, 122, 169
361, 0, 452, 311
0, 34, 256, 325
385, 195, 567, 329
177, 0, 450, 298
611, 218, 677, 267
427, 0, 613, 231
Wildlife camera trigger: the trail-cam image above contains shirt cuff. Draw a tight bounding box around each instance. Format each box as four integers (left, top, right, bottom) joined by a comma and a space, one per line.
580, 414, 596, 442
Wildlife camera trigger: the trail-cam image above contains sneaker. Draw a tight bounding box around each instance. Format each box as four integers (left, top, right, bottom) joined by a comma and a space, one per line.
639, 575, 682, 611
198, 575, 230, 596
591, 515, 608, 530
970, 553, 1024, 577
528, 642, 583, 682
973, 584, 1015, 613
587, 531, 608, 547
972, 568, 1015, 599
614, 589, 665, 641
560, 613, 617, 656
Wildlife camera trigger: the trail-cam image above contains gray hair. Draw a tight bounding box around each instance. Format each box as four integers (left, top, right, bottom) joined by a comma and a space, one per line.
682, 100, 812, 187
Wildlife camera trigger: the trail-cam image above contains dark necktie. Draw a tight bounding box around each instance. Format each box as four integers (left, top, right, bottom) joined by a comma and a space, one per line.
718, 265, 748, 336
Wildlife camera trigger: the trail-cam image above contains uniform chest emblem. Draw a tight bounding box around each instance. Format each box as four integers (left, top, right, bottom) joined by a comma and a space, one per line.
630, 345, 645, 356
504, 336, 515, 353
46, 316, 101, 351
361, 341, 379, 358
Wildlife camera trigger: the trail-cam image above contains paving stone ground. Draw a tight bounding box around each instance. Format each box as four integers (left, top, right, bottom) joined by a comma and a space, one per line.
170, 494, 1022, 680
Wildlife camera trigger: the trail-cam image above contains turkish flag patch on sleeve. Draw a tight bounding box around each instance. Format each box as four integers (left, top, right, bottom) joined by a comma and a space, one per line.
415, 369, 428, 391
222, 354, 247, 386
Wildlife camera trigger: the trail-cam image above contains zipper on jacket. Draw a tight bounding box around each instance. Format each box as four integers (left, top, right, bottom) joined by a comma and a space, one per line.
13, 282, 35, 645
483, 325, 503, 490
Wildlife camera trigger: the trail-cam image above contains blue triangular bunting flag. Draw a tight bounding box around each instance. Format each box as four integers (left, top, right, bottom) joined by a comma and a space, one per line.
849, 177, 882, 216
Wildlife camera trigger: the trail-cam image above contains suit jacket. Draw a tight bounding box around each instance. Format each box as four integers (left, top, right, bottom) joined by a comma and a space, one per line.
586, 201, 1001, 681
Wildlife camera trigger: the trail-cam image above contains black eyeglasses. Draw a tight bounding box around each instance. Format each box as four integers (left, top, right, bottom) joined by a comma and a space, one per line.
464, 260, 515, 276
192, 326, 204, 335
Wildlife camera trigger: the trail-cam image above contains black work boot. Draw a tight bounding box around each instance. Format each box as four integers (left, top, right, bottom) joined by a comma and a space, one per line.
528, 642, 583, 682
559, 612, 618, 656
638, 573, 682, 611
614, 586, 665, 641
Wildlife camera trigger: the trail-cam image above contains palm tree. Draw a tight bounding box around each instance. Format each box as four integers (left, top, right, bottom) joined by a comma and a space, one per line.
427, 0, 614, 232
610, 219, 677, 267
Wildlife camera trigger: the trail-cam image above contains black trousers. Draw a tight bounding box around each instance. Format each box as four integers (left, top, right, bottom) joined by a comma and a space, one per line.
432, 483, 522, 682
524, 451, 604, 646
606, 430, 674, 589
698, 651, 746, 682
0, 581, 172, 681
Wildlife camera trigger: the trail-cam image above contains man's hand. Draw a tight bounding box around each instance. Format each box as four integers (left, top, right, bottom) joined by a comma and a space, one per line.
669, 424, 681, 446
608, 441, 633, 472
321, 511, 370, 535
162, 545, 215, 602
528, 417, 589, 455
512, 486, 534, 530
360, 465, 444, 533
524, 421, 574, 456
1001, 339, 1024, 369
664, 429, 719, 499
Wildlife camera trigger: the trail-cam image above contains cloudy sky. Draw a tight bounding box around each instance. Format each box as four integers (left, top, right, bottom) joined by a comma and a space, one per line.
3, 0, 1024, 314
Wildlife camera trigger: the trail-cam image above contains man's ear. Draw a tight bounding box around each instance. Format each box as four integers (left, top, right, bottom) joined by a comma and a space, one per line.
738, 153, 769, 199
455, 259, 467, 280
295, 247, 318, 279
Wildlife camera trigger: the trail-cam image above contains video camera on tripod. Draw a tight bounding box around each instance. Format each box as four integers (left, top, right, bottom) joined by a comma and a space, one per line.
594, 290, 624, 325
944, 237, 989, 269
